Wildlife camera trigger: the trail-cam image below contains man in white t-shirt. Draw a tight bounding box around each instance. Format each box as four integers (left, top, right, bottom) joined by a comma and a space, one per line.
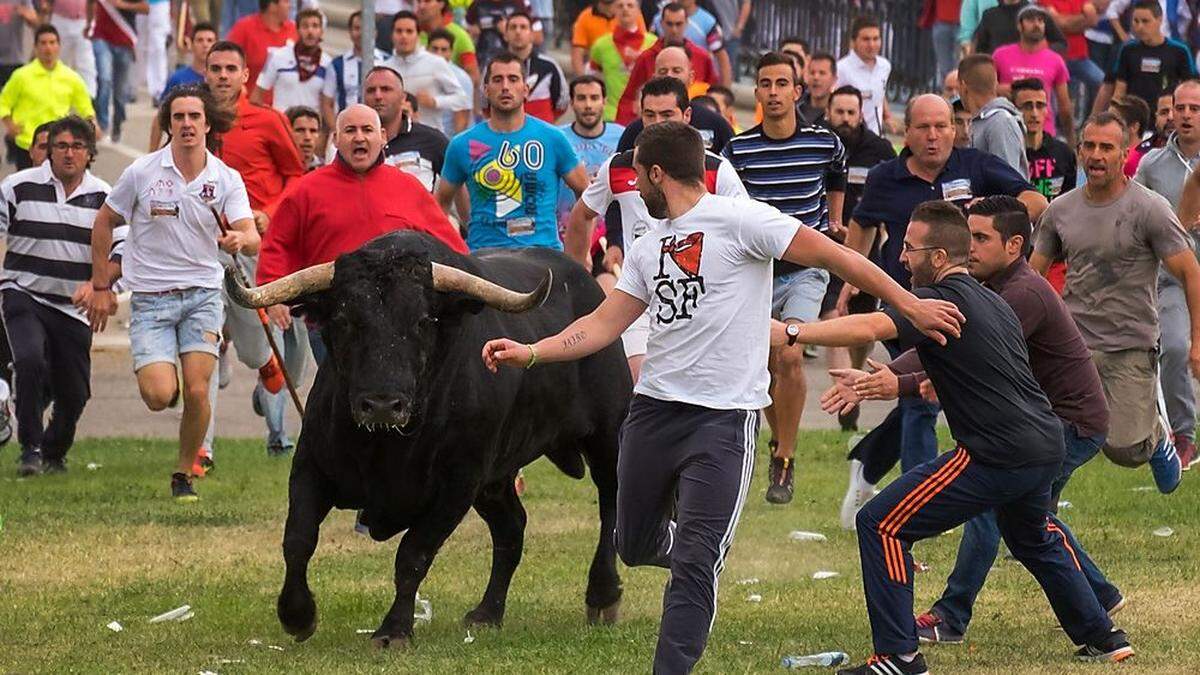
252, 8, 333, 125
85, 85, 260, 502
836, 15, 897, 136
483, 121, 964, 674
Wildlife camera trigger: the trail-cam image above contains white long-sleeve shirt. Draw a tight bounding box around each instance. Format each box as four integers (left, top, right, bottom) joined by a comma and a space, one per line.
385, 47, 470, 135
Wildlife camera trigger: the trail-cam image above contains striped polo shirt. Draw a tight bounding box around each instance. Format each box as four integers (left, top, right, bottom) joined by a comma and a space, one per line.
0, 163, 126, 324
721, 122, 847, 275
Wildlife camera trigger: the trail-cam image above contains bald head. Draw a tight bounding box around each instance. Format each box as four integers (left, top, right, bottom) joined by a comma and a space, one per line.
655, 46, 693, 85
905, 93, 953, 127
336, 104, 386, 173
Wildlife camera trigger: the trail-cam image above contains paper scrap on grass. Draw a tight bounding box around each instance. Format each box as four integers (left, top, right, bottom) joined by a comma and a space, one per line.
106, 621, 123, 632
1153, 526, 1175, 537
1132, 486, 1155, 492
1058, 500, 1072, 510
268, 645, 284, 652
149, 605, 191, 623
812, 571, 840, 580
746, 593, 762, 603
248, 639, 262, 646
86, 462, 101, 470
356, 629, 373, 634
464, 631, 475, 644
736, 578, 759, 586
788, 531, 827, 542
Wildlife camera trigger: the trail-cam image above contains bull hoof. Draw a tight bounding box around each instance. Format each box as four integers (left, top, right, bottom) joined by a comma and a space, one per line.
370, 633, 411, 650
586, 598, 621, 625
278, 591, 318, 642
462, 608, 503, 628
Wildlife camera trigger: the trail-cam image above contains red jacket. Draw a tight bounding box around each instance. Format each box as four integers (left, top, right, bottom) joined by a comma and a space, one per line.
257, 157, 468, 285
616, 39, 718, 125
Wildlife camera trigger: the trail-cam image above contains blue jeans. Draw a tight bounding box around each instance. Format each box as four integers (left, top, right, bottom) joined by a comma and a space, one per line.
884, 341, 940, 470
1067, 57, 1105, 127
932, 425, 1121, 634
306, 323, 327, 367
92, 38, 134, 135
932, 22, 959, 83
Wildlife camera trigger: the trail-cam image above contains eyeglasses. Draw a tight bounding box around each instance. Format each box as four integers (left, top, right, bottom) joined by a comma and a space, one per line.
52, 142, 88, 152
902, 244, 944, 254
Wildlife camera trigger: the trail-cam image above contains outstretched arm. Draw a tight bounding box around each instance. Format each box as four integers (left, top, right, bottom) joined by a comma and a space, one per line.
482, 290, 648, 371
792, 311, 899, 348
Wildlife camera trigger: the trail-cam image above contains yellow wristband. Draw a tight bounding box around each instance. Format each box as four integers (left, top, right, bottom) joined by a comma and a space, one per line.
525, 343, 539, 369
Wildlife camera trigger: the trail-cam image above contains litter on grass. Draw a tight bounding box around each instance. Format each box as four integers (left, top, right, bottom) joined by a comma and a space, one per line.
106, 621, 123, 632
414, 593, 433, 623
736, 577, 760, 585
248, 639, 262, 646
86, 462, 101, 470
149, 605, 192, 623
1153, 526, 1175, 537
812, 571, 840, 580
1058, 500, 1072, 510
1132, 486, 1155, 492
788, 531, 827, 542
464, 631, 476, 644
747, 593, 762, 603
268, 645, 284, 652
355, 629, 373, 634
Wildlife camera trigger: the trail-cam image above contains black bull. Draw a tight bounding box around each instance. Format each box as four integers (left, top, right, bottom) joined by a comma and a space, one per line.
226, 231, 632, 648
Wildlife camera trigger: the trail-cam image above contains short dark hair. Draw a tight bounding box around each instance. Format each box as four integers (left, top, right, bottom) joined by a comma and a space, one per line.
910, 200, 970, 260
850, 14, 881, 40
1009, 77, 1045, 98
809, 51, 837, 74
1133, 0, 1163, 17
207, 40, 246, 65
690, 94, 719, 113
156, 84, 235, 151
484, 51, 526, 80
569, 74, 606, 99
405, 91, 419, 112
957, 53, 996, 92
633, 120, 705, 184
191, 21, 218, 39
966, 195, 1031, 251
32, 120, 55, 143
48, 114, 97, 167
661, 2, 687, 18
365, 64, 405, 87
829, 84, 863, 109
707, 84, 735, 107
426, 27, 455, 48
297, 8, 323, 24
391, 10, 419, 30
1110, 95, 1150, 136
779, 36, 809, 52
504, 10, 534, 28
756, 51, 799, 84
640, 75, 689, 111
1084, 109, 1132, 146
286, 105, 322, 128
34, 23, 58, 41
257, 0, 282, 12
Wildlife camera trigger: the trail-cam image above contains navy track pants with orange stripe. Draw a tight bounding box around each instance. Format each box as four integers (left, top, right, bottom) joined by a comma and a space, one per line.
855, 447, 1115, 655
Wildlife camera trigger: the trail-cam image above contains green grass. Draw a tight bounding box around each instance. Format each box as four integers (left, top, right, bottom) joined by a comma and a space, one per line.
0, 432, 1196, 674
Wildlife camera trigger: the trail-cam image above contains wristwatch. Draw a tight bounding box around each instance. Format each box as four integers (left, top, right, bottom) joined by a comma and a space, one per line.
786, 323, 801, 346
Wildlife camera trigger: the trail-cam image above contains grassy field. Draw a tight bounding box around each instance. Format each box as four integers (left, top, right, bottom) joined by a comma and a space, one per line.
0, 432, 1196, 674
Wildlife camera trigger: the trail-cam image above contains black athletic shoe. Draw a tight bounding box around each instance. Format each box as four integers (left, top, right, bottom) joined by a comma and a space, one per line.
43, 458, 67, 474
837, 653, 929, 675
17, 446, 43, 476
1075, 629, 1134, 663
765, 455, 794, 504
916, 610, 963, 644
171, 472, 199, 502
838, 405, 860, 432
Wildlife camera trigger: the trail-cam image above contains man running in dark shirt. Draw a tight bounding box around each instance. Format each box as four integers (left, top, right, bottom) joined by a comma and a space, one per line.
790, 199, 1133, 675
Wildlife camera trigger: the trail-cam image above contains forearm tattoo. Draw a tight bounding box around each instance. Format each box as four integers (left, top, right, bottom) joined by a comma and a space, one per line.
562, 331, 587, 349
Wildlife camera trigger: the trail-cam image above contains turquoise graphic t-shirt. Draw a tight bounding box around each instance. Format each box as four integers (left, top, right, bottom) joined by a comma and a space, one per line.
442, 116, 580, 251
556, 121, 625, 227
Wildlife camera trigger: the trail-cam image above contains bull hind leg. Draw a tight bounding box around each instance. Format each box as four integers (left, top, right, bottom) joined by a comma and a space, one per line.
278, 457, 335, 642
463, 478, 527, 628
583, 433, 623, 625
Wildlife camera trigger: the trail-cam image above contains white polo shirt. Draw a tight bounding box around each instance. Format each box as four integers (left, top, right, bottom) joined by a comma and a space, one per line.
257, 46, 333, 113
836, 51, 892, 136
106, 147, 253, 293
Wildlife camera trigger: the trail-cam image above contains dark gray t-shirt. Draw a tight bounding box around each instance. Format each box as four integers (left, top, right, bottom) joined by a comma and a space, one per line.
0, 0, 31, 65
1034, 180, 1190, 352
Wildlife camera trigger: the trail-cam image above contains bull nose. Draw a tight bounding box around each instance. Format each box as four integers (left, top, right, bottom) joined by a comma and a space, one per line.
359, 394, 404, 418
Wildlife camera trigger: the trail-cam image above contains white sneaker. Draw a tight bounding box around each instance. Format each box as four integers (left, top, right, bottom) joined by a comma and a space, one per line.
840, 459, 875, 530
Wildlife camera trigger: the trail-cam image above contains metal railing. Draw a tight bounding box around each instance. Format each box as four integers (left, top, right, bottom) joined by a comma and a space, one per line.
555, 0, 937, 102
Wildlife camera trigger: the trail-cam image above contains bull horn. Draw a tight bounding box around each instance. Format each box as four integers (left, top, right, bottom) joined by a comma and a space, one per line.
225, 261, 335, 308
431, 262, 552, 312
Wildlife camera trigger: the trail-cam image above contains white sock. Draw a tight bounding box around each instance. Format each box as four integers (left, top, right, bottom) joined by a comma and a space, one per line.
897, 651, 917, 662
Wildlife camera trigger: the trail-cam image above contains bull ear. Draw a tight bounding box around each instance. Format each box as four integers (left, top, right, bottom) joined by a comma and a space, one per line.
432, 290, 487, 318
290, 291, 335, 325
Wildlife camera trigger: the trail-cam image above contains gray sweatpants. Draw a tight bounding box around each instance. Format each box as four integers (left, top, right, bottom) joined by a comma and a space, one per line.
1158, 277, 1195, 439
615, 395, 756, 675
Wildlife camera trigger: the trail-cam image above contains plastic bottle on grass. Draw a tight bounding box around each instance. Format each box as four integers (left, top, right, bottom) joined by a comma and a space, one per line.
781, 651, 848, 668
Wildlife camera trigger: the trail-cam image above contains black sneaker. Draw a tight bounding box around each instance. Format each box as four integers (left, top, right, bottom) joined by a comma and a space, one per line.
198, 454, 215, 474
1075, 629, 1134, 663
171, 472, 199, 502
765, 455, 794, 504
17, 446, 43, 476
837, 653, 929, 675
43, 457, 67, 474
838, 405, 860, 432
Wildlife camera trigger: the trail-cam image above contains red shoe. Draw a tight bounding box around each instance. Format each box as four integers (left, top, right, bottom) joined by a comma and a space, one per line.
191, 446, 211, 478
258, 355, 285, 394
1177, 434, 1198, 471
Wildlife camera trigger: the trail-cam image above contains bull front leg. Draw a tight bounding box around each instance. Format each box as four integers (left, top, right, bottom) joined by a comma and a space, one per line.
463, 477, 527, 628
371, 494, 475, 649
277, 453, 335, 642
584, 435, 623, 624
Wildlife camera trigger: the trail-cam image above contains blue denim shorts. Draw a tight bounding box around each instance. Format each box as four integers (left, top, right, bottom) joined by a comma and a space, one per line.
771, 267, 831, 323
129, 287, 224, 371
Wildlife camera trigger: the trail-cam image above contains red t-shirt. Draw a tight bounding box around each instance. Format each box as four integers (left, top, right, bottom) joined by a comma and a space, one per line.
226, 13, 298, 104
216, 93, 305, 211
935, 0, 963, 24
257, 158, 468, 285
616, 39, 718, 125
1038, 0, 1089, 60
